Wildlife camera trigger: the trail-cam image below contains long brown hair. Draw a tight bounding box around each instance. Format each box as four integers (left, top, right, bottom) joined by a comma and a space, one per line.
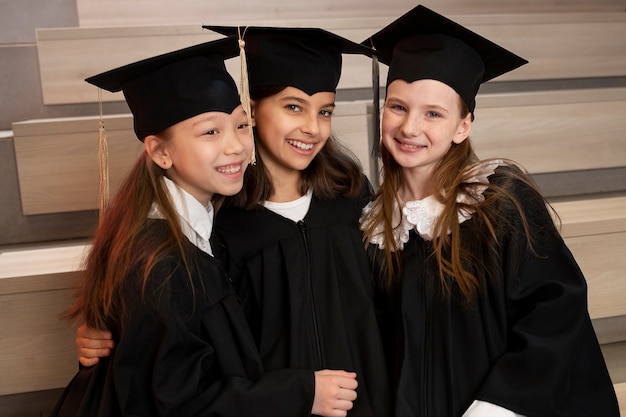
224, 85, 364, 209
63, 134, 197, 332
361, 101, 544, 302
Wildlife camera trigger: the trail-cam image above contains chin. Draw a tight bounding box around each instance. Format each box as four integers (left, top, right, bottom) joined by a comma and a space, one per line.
218, 183, 244, 197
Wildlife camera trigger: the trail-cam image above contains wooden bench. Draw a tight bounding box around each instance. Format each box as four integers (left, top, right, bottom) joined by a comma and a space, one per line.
551, 196, 626, 321
35, 12, 626, 105
617, 382, 626, 416
0, 241, 87, 396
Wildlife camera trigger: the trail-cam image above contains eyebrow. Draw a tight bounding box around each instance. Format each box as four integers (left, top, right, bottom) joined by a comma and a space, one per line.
423, 103, 448, 111
387, 97, 449, 112
192, 114, 218, 125
280, 95, 336, 109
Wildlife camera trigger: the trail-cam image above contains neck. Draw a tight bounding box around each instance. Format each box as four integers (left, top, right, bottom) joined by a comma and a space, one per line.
399, 167, 433, 202
267, 170, 303, 203
257, 147, 305, 203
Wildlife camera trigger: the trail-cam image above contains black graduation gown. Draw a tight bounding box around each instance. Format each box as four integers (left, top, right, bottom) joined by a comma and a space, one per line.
50, 220, 314, 417
213, 179, 391, 417
376, 167, 620, 417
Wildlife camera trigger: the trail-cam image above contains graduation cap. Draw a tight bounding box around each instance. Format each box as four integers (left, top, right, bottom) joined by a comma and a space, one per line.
202, 26, 375, 95
363, 4, 528, 115
86, 36, 242, 141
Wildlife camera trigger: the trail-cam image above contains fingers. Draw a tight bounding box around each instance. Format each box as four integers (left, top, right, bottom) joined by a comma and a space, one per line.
315, 369, 357, 380
316, 370, 358, 391
312, 370, 359, 417
79, 356, 101, 367
76, 323, 114, 366
77, 323, 113, 342
325, 400, 354, 417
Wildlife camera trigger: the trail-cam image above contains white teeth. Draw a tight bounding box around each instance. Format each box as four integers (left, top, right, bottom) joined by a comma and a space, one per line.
402, 143, 424, 149
218, 165, 241, 174
286, 139, 314, 150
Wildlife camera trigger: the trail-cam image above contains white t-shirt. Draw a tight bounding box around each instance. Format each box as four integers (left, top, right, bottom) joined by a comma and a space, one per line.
262, 189, 313, 222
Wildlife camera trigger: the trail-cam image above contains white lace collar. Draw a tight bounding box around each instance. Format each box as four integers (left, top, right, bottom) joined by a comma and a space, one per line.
362, 160, 503, 249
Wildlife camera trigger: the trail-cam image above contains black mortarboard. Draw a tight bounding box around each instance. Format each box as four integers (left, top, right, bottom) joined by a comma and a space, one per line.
86, 36, 242, 141
363, 5, 528, 114
202, 26, 375, 95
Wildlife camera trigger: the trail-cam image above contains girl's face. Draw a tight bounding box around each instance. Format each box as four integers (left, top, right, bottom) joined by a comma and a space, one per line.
148, 105, 252, 205
382, 79, 471, 180
252, 86, 335, 177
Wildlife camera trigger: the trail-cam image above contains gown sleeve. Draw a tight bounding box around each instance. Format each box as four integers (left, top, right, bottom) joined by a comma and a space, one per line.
474, 171, 619, 416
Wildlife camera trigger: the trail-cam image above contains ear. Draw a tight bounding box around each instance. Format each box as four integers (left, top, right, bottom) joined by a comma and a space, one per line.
249, 99, 257, 127
144, 135, 172, 169
452, 112, 472, 144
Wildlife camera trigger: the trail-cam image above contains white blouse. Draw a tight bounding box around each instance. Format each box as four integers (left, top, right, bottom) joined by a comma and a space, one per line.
148, 176, 215, 256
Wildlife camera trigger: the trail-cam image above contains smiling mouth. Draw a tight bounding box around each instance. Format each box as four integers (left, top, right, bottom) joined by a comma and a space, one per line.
397, 140, 426, 150
286, 139, 314, 151
217, 164, 242, 175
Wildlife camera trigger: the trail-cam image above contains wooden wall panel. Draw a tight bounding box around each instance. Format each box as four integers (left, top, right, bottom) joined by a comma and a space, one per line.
13, 85, 626, 216
12, 116, 143, 215
35, 22, 384, 105
36, 13, 626, 105
74, 0, 626, 27
11, 102, 368, 215
331, 101, 375, 181
472, 88, 626, 175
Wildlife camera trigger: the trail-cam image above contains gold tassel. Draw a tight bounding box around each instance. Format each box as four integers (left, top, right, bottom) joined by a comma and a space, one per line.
97, 88, 110, 220
237, 26, 256, 165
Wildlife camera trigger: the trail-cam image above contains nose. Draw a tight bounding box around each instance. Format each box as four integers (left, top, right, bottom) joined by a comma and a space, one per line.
301, 111, 320, 137
223, 126, 248, 155
400, 112, 421, 137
